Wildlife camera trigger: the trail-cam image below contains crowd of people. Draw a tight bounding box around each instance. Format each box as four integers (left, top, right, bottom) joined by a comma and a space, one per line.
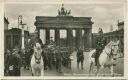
4, 40, 73, 76
42, 45, 73, 73
4, 48, 22, 76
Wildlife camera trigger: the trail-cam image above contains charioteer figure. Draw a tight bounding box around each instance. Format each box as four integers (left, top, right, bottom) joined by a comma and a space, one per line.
58, 4, 71, 16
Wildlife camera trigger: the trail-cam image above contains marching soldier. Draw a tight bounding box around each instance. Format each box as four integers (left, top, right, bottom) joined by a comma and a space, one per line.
55, 46, 62, 73
42, 48, 48, 70
7, 49, 15, 76
77, 47, 84, 70
12, 48, 22, 76
47, 47, 53, 70
4, 49, 11, 76
7, 47, 21, 76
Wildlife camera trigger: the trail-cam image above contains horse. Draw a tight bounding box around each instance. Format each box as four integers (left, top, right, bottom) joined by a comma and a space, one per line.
30, 42, 44, 76
89, 40, 120, 76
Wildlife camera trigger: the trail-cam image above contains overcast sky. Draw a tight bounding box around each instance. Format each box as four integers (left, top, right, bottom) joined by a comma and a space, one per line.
4, 2, 125, 33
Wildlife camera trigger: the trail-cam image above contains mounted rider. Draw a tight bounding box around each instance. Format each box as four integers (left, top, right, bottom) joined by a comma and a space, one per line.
27, 32, 44, 69
95, 28, 107, 66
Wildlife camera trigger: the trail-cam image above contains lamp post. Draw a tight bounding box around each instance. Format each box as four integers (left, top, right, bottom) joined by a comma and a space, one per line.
21, 23, 26, 50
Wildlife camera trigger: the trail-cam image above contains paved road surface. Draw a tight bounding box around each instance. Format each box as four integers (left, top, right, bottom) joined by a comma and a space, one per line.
21, 51, 124, 76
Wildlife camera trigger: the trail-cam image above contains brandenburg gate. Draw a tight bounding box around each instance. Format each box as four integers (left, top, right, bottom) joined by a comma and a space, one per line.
35, 4, 93, 48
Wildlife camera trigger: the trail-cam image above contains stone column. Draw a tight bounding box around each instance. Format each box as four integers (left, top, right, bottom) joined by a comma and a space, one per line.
45, 28, 50, 44
76, 28, 82, 49
67, 29, 73, 47
37, 29, 40, 38
11, 35, 13, 49
55, 28, 60, 46
83, 29, 87, 48
84, 28, 92, 48
88, 28, 92, 48
84, 29, 89, 48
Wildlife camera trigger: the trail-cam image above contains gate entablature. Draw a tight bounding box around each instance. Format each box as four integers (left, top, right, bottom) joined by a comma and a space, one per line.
35, 16, 93, 29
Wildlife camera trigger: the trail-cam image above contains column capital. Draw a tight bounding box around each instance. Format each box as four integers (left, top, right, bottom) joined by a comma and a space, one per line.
67, 28, 73, 47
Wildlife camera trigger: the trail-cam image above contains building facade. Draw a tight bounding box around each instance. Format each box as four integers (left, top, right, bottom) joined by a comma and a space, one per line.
5, 28, 29, 50
35, 5, 94, 49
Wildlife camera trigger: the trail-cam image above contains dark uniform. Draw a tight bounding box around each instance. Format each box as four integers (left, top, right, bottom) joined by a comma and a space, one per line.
55, 47, 62, 73
4, 50, 12, 76
47, 49, 53, 70
24, 50, 30, 70
42, 49, 48, 70
6, 49, 21, 76
7, 52, 15, 76
66, 48, 72, 69
77, 48, 84, 69
95, 37, 107, 66
12, 50, 22, 76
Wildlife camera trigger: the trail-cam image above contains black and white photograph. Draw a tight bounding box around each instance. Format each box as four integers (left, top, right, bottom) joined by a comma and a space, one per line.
4, 0, 125, 77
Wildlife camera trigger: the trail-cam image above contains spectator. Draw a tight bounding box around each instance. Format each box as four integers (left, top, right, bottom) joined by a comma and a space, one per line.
12, 48, 22, 76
